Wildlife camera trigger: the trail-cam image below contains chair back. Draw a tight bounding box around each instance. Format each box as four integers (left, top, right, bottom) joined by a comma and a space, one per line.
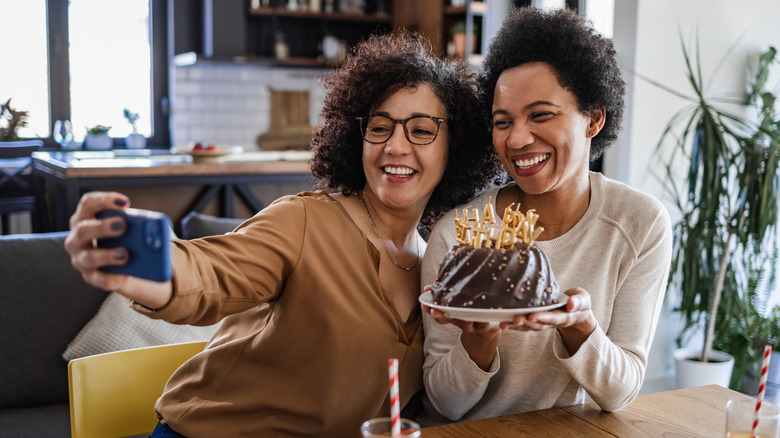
0, 140, 42, 191
0, 140, 43, 233
68, 340, 207, 438
0, 139, 43, 159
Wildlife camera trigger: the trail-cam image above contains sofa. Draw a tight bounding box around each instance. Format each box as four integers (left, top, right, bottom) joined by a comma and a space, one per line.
0, 213, 243, 437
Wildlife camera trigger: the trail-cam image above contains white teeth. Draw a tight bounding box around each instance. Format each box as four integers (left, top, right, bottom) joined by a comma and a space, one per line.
514, 153, 551, 169
384, 166, 415, 176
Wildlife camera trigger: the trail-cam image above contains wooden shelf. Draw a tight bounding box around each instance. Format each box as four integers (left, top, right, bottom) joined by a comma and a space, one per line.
280, 57, 341, 67
249, 7, 392, 23
444, 1, 485, 15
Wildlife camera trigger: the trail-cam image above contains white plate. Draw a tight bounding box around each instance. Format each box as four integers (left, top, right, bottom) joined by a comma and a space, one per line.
418, 291, 568, 323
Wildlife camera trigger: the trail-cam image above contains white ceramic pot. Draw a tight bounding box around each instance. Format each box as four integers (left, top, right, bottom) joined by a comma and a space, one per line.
674, 347, 735, 389
84, 133, 112, 150
124, 133, 146, 149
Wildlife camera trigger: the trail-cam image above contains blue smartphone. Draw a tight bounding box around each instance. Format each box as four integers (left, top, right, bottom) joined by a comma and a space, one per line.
96, 208, 173, 282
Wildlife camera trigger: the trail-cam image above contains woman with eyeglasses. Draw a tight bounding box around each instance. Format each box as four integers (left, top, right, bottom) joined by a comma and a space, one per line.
63, 30, 500, 437
417, 7, 673, 425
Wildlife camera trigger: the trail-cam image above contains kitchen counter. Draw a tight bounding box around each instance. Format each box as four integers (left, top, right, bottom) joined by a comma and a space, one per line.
32, 150, 313, 233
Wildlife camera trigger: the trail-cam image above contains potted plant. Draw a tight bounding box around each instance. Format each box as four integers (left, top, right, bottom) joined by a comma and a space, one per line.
450, 20, 479, 59
0, 98, 29, 141
716, 278, 780, 395
649, 39, 780, 389
123, 109, 146, 149
84, 124, 112, 150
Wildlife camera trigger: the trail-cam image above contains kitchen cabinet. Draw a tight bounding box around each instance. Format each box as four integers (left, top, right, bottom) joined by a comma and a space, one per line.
169, 0, 396, 67
167, 0, 557, 68
444, 1, 485, 60
247, 5, 393, 66
442, 0, 535, 63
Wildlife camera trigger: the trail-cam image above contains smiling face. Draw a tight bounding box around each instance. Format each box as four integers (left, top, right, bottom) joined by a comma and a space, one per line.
362, 83, 449, 212
491, 62, 603, 198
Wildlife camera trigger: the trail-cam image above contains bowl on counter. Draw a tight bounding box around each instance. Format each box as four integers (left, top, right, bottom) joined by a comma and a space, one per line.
187, 148, 232, 164
182, 143, 242, 164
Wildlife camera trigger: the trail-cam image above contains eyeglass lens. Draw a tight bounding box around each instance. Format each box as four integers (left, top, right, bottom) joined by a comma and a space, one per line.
361, 115, 441, 145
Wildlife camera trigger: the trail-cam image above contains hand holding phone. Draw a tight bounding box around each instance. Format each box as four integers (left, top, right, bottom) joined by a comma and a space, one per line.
96, 208, 173, 282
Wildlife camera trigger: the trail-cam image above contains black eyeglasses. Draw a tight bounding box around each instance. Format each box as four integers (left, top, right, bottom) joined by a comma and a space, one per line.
356, 115, 446, 146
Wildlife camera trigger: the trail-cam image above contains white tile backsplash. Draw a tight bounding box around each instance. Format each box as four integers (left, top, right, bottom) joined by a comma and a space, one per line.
171, 63, 325, 151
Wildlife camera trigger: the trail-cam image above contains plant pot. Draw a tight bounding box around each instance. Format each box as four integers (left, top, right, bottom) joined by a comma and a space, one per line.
674, 347, 735, 389
84, 133, 112, 150
452, 33, 477, 58
124, 133, 146, 149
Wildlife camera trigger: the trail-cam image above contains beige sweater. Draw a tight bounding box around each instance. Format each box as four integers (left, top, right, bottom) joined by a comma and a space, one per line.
418, 173, 672, 425
133, 191, 423, 438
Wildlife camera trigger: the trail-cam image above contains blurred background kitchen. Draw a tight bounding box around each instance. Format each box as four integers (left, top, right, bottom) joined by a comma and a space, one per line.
1, 0, 779, 401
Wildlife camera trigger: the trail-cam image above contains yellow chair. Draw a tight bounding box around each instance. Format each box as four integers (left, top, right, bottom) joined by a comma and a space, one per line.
68, 340, 207, 438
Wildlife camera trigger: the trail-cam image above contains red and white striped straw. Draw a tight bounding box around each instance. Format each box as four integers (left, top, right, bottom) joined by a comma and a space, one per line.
388, 358, 401, 438
752, 345, 773, 438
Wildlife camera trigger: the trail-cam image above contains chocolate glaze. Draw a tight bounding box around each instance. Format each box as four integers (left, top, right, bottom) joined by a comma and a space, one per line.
431, 242, 559, 309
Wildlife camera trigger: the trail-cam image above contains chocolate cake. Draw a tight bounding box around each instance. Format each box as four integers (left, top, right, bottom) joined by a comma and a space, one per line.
430, 200, 559, 309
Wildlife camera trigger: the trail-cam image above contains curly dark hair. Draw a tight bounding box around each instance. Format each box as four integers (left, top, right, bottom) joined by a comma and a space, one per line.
310, 30, 501, 228
480, 7, 626, 161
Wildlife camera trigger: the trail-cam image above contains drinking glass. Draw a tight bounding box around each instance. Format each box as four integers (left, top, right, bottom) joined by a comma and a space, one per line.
53, 120, 75, 149
360, 418, 421, 437
726, 399, 780, 438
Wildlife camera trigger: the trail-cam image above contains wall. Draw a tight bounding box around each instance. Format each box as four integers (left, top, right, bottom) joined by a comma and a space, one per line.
170, 63, 326, 151
608, 0, 780, 383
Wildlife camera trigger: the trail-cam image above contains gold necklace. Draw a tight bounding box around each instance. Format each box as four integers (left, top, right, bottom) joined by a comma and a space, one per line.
357, 191, 419, 271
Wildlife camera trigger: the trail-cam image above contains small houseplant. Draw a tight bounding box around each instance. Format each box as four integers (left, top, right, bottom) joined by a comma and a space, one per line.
0, 98, 29, 141
123, 109, 146, 149
649, 39, 780, 389
84, 124, 112, 150
450, 20, 479, 59
715, 265, 779, 390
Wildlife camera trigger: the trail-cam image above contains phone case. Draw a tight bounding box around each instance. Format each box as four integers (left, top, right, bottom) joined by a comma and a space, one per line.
96, 208, 173, 282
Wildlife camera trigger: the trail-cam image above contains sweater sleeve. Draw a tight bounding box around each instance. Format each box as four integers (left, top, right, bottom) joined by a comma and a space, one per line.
132, 195, 307, 325
420, 210, 500, 421
554, 201, 673, 412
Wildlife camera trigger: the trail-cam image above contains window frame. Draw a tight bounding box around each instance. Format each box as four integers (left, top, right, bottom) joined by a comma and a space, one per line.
45, 0, 169, 149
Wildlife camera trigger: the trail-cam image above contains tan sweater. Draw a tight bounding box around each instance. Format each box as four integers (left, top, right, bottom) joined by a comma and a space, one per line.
418, 173, 672, 425
133, 191, 423, 438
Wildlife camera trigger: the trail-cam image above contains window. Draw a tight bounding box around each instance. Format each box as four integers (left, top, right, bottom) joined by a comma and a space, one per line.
0, 0, 169, 147
582, 0, 615, 39
0, 0, 50, 139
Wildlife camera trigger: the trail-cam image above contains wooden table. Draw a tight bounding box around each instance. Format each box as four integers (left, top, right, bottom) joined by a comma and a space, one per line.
31, 150, 313, 233
421, 385, 751, 437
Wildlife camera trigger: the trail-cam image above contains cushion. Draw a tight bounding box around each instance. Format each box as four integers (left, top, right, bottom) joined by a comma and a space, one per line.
63, 292, 219, 361
0, 232, 108, 409
0, 403, 71, 438
180, 211, 245, 239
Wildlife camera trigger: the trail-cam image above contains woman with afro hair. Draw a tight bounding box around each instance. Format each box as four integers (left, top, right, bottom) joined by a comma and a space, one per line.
419, 7, 672, 424
64, 30, 501, 437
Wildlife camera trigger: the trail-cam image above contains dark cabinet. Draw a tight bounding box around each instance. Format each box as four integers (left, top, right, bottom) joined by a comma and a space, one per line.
443, 1, 485, 60
204, 0, 247, 58
247, 6, 393, 65
169, 0, 395, 67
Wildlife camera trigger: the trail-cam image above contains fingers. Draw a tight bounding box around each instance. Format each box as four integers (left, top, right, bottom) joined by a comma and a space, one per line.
564, 288, 591, 313
80, 268, 131, 292
69, 192, 130, 229
424, 307, 501, 335
64, 192, 132, 291
427, 307, 452, 324
500, 313, 554, 331
503, 288, 593, 331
